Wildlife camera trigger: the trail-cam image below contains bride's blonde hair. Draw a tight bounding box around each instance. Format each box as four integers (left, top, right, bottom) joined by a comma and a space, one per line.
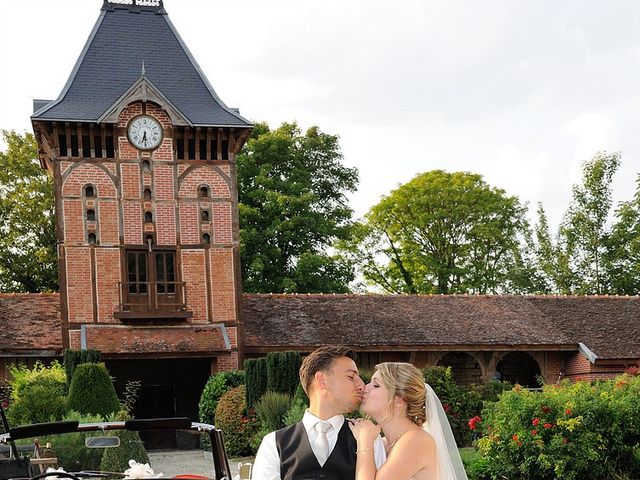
375, 362, 427, 426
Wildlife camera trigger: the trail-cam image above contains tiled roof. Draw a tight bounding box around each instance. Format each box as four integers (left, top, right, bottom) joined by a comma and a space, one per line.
32, 3, 251, 127
0, 294, 61, 355
241, 294, 640, 360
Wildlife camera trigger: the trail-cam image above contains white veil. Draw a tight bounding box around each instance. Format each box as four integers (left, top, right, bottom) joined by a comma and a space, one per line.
422, 384, 468, 480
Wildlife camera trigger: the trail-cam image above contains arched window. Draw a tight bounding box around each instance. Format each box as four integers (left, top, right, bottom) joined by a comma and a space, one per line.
201, 210, 210, 222
84, 185, 95, 198
141, 160, 151, 173
86, 209, 96, 221
144, 188, 152, 201
202, 233, 211, 245
198, 185, 210, 198
88, 233, 97, 245
144, 211, 153, 223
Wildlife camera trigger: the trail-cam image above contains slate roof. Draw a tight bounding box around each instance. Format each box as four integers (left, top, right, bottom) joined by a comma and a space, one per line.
32, 1, 251, 127
241, 294, 640, 360
0, 294, 61, 356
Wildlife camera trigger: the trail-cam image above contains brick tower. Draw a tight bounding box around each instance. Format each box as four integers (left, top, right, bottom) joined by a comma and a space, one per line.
31, 0, 252, 418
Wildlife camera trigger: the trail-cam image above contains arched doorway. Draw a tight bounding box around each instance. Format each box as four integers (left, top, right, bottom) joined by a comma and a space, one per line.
496, 352, 541, 388
437, 352, 483, 386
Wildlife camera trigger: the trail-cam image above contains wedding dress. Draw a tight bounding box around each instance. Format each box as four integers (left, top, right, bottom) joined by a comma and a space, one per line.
422, 384, 468, 480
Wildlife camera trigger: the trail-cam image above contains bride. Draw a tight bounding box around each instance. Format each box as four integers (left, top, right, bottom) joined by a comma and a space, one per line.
349, 362, 468, 480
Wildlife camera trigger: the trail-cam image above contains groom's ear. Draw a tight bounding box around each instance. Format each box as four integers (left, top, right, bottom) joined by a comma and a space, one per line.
315, 371, 327, 390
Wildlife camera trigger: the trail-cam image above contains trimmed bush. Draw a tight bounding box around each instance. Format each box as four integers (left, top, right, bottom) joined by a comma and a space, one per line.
67, 363, 120, 417
6, 361, 67, 425
245, 357, 268, 408
266, 351, 301, 397
214, 385, 257, 456
100, 430, 148, 477
63, 349, 101, 389
255, 391, 291, 432
198, 370, 245, 424
473, 373, 640, 480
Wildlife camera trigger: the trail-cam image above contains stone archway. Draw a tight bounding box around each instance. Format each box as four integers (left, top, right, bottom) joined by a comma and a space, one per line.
496, 352, 541, 388
437, 352, 484, 386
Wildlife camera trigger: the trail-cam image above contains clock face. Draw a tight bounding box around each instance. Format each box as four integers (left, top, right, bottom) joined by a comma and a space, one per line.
128, 115, 163, 150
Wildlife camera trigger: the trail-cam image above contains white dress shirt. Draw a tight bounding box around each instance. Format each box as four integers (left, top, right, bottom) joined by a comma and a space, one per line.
252, 410, 386, 480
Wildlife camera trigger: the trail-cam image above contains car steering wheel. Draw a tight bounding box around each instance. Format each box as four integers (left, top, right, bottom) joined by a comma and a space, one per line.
29, 471, 82, 480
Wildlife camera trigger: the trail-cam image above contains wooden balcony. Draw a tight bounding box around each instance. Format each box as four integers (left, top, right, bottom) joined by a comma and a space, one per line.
115, 281, 192, 322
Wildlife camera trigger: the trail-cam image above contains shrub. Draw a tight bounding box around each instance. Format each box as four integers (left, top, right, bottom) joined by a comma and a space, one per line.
479, 379, 513, 403
67, 363, 120, 417
283, 397, 307, 427
40, 411, 105, 471
255, 391, 291, 432
245, 358, 268, 408
198, 370, 244, 424
63, 349, 101, 389
100, 418, 149, 478
474, 374, 640, 480
214, 385, 257, 456
6, 361, 67, 425
266, 351, 301, 397
423, 366, 482, 447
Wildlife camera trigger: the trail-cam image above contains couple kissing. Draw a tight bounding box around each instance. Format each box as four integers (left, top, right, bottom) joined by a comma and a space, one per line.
252, 345, 467, 480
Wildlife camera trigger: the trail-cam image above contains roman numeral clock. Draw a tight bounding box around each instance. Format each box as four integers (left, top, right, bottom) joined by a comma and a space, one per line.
127, 114, 163, 150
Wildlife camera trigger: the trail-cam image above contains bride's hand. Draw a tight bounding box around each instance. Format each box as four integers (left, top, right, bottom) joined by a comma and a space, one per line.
348, 418, 380, 446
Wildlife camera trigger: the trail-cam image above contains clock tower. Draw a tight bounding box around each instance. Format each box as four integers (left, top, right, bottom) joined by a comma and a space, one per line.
31, 0, 252, 418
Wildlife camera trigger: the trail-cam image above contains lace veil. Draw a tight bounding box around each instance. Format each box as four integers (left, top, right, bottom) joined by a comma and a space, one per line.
422, 384, 468, 480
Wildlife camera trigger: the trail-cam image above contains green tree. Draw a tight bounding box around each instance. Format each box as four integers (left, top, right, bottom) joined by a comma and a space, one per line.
603, 174, 640, 294
237, 122, 358, 293
0, 130, 57, 292
559, 151, 621, 294
534, 152, 622, 294
349, 170, 527, 294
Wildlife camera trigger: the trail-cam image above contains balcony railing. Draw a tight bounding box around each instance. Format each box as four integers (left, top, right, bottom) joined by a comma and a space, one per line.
116, 281, 191, 320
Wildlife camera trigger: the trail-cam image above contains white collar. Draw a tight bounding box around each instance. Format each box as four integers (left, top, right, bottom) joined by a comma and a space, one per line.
302, 409, 344, 433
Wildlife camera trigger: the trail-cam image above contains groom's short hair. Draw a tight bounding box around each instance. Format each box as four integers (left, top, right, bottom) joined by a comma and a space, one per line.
299, 346, 357, 395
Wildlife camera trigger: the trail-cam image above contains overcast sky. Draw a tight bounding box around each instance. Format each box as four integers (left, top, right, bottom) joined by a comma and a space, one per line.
1, 0, 639, 231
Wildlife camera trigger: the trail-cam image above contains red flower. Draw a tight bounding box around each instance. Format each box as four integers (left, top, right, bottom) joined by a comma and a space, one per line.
541, 406, 551, 414
565, 408, 572, 415
517, 441, 523, 447
442, 402, 451, 413
512, 434, 519, 442
468, 416, 482, 431
543, 423, 553, 429
531, 429, 538, 436
532, 418, 540, 426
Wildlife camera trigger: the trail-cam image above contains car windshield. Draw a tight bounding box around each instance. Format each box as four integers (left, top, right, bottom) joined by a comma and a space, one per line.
0, 420, 230, 480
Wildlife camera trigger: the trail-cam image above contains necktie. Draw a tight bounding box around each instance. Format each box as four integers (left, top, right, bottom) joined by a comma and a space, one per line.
315, 421, 333, 466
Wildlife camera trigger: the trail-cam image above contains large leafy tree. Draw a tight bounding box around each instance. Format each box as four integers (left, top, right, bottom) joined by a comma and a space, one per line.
534, 151, 622, 294
349, 170, 528, 294
603, 174, 640, 294
237, 122, 358, 293
0, 131, 57, 292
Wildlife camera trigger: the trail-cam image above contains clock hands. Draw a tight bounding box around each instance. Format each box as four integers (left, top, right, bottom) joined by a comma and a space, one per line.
142, 130, 148, 146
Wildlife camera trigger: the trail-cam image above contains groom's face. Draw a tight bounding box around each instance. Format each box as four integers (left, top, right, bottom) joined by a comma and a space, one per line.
324, 356, 365, 413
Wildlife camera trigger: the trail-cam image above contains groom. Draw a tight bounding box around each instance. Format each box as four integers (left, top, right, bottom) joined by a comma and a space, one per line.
252, 346, 385, 479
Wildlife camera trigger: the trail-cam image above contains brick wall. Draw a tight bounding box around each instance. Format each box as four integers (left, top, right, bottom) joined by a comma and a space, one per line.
210, 248, 237, 323
95, 248, 121, 323
65, 247, 93, 323
181, 249, 208, 322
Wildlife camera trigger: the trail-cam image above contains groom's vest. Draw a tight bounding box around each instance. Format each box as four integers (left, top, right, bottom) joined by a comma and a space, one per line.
275, 420, 357, 480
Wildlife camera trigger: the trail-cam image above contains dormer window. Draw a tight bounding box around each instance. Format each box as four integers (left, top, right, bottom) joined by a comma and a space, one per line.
84, 185, 95, 198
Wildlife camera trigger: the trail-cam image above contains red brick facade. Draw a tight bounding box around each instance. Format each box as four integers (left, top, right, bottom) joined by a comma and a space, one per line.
52, 101, 245, 368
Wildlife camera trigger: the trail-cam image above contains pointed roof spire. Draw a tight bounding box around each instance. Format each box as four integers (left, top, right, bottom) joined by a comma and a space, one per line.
141, 60, 146, 76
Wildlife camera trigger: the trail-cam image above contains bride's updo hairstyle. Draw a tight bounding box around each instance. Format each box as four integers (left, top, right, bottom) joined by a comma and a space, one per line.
375, 362, 427, 426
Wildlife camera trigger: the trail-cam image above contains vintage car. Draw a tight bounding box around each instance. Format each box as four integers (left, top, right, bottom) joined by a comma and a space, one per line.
0, 417, 233, 480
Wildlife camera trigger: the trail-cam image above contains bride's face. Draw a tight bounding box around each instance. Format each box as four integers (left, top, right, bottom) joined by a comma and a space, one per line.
360, 371, 391, 418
